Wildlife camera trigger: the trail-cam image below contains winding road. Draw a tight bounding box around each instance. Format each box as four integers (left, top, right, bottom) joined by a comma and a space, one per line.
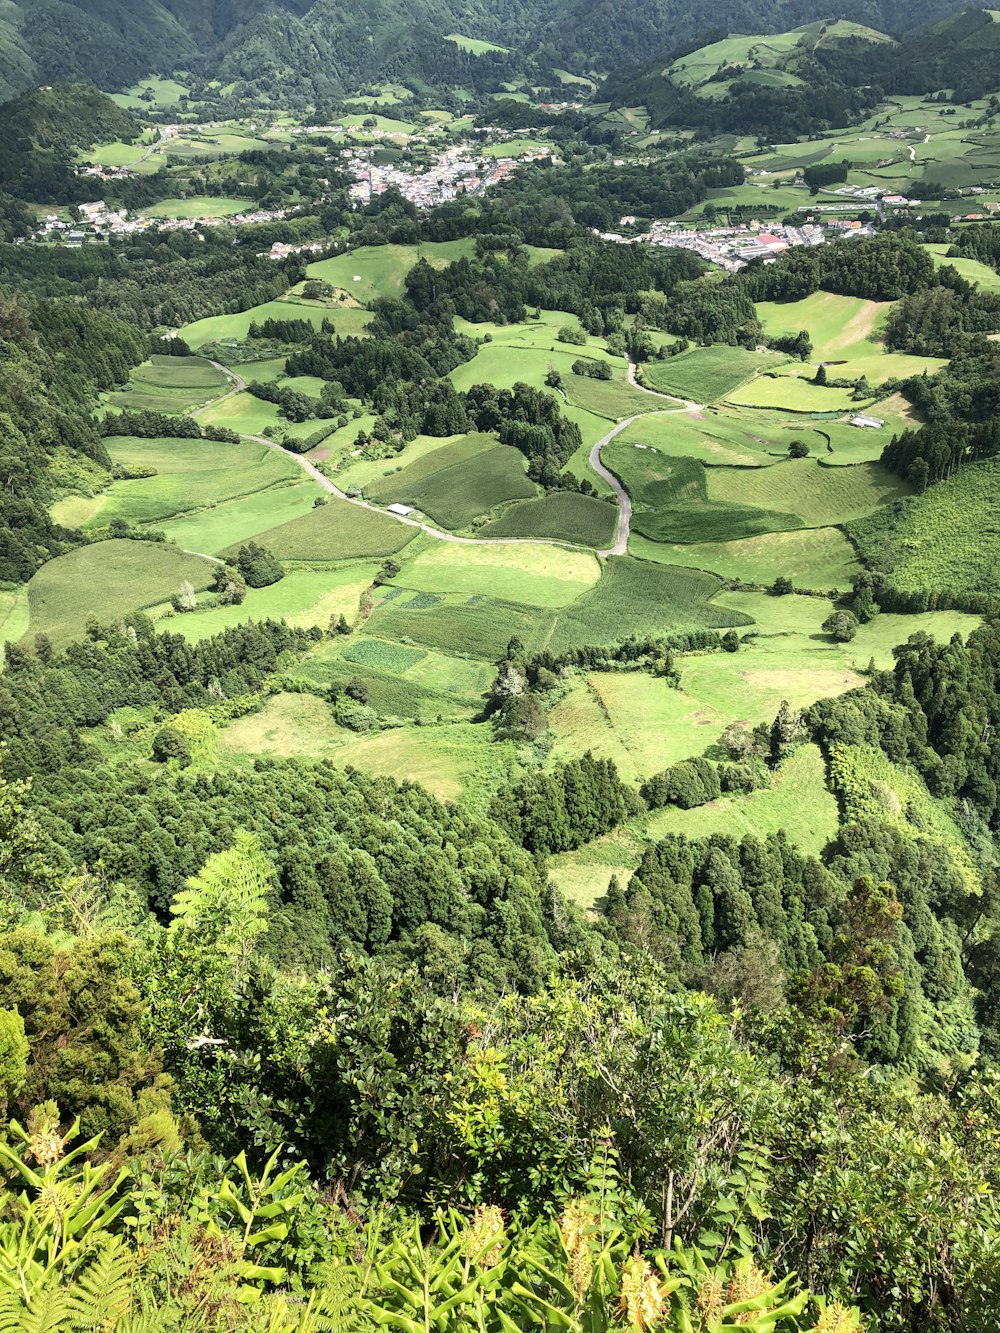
201, 357, 695, 560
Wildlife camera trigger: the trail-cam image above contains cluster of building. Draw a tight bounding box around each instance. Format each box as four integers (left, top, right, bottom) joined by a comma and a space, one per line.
345, 143, 551, 208
595, 218, 876, 272
32, 202, 295, 246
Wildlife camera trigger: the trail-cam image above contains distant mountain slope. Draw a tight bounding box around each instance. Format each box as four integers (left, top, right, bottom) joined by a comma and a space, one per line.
0, 0, 981, 102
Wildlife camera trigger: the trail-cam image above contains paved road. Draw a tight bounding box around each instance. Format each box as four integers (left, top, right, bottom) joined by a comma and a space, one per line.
211, 360, 697, 559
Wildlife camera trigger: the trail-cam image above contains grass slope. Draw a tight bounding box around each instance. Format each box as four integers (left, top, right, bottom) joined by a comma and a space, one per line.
479, 493, 618, 547
26, 542, 214, 647
246, 498, 417, 560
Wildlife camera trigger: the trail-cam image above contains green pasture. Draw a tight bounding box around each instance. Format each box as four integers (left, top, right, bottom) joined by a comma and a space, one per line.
399, 541, 600, 608
250, 497, 417, 560
830, 742, 981, 894
925, 243, 1000, 292
181, 300, 369, 350
0, 588, 29, 652
371, 444, 535, 530
109, 76, 189, 108
709, 458, 908, 527
642, 346, 789, 403
225, 702, 514, 809
141, 197, 248, 220
366, 591, 555, 661
196, 392, 326, 443
306, 240, 475, 305
161, 563, 380, 641
364, 432, 490, 496
642, 743, 838, 857
632, 525, 860, 589
546, 557, 751, 653
158, 485, 319, 555
726, 376, 870, 412
605, 445, 794, 544
289, 635, 495, 719
849, 456, 1000, 595
615, 407, 823, 466
548, 743, 836, 911
105, 356, 229, 414
479, 492, 618, 547
336, 430, 462, 490
563, 372, 665, 420
444, 33, 511, 53
25, 541, 214, 647
87, 437, 302, 530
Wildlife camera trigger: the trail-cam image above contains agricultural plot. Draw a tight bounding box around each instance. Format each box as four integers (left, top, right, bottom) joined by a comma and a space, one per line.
726, 377, 870, 413
105, 356, 229, 414
830, 743, 981, 893
547, 745, 836, 911
708, 458, 908, 527
181, 300, 368, 350
643, 743, 838, 856
616, 408, 819, 466
158, 484, 319, 555
604, 445, 799, 544
546, 557, 751, 653
161, 564, 380, 641
0, 588, 29, 651
370, 444, 535, 530
924, 244, 1000, 292
306, 240, 475, 306
365, 592, 556, 660
362, 433, 493, 505
247, 497, 417, 560
141, 197, 248, 220
25, 541, 214, 647
478, 493, 618, 548
288, 636, 494, 719
849, 456, 1000, 595
444, 34, 511, 52
196, 392, 329, 443
91, 437, 303, 530
400, 543, 601, 608
563, 372, 666, 420
631, 526, 860, 589
642, 347, 789, 403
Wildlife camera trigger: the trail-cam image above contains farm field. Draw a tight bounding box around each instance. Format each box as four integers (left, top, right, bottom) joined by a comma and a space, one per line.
604, 445, 799, 544
180, 301, 370, 350
399, 543, 601, 607
726, 376, 873, 413
708, 458, 908, 527
84, 437, 303, 530
249, 497, 417, 560
370, 444, 535, 530
196, 392, 331, 443
642, 346, 790, 403
615, 408, 820, 465
25, 541, 215, 647
305, 240, 476, 305
141, 197, 248, 220
545, 557, 751, 653
157, 484, 320, 555
478, 493, 618, 547
547, 743, 839, 912
632, 526, 861, 588
105, 356, 230, 414
444, 33, 510, 53
563, 371, 668, 420
924, 243, 1000, 291
161, 563, 381, 640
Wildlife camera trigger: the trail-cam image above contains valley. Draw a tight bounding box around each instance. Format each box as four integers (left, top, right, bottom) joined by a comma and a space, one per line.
5, 5, 1000, 1328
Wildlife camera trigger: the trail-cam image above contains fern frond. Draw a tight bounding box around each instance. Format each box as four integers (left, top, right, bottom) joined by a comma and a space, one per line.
64, 1239, 133, 1330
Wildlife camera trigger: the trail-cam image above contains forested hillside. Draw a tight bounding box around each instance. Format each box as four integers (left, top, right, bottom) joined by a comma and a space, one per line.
0, 0, 980, 101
